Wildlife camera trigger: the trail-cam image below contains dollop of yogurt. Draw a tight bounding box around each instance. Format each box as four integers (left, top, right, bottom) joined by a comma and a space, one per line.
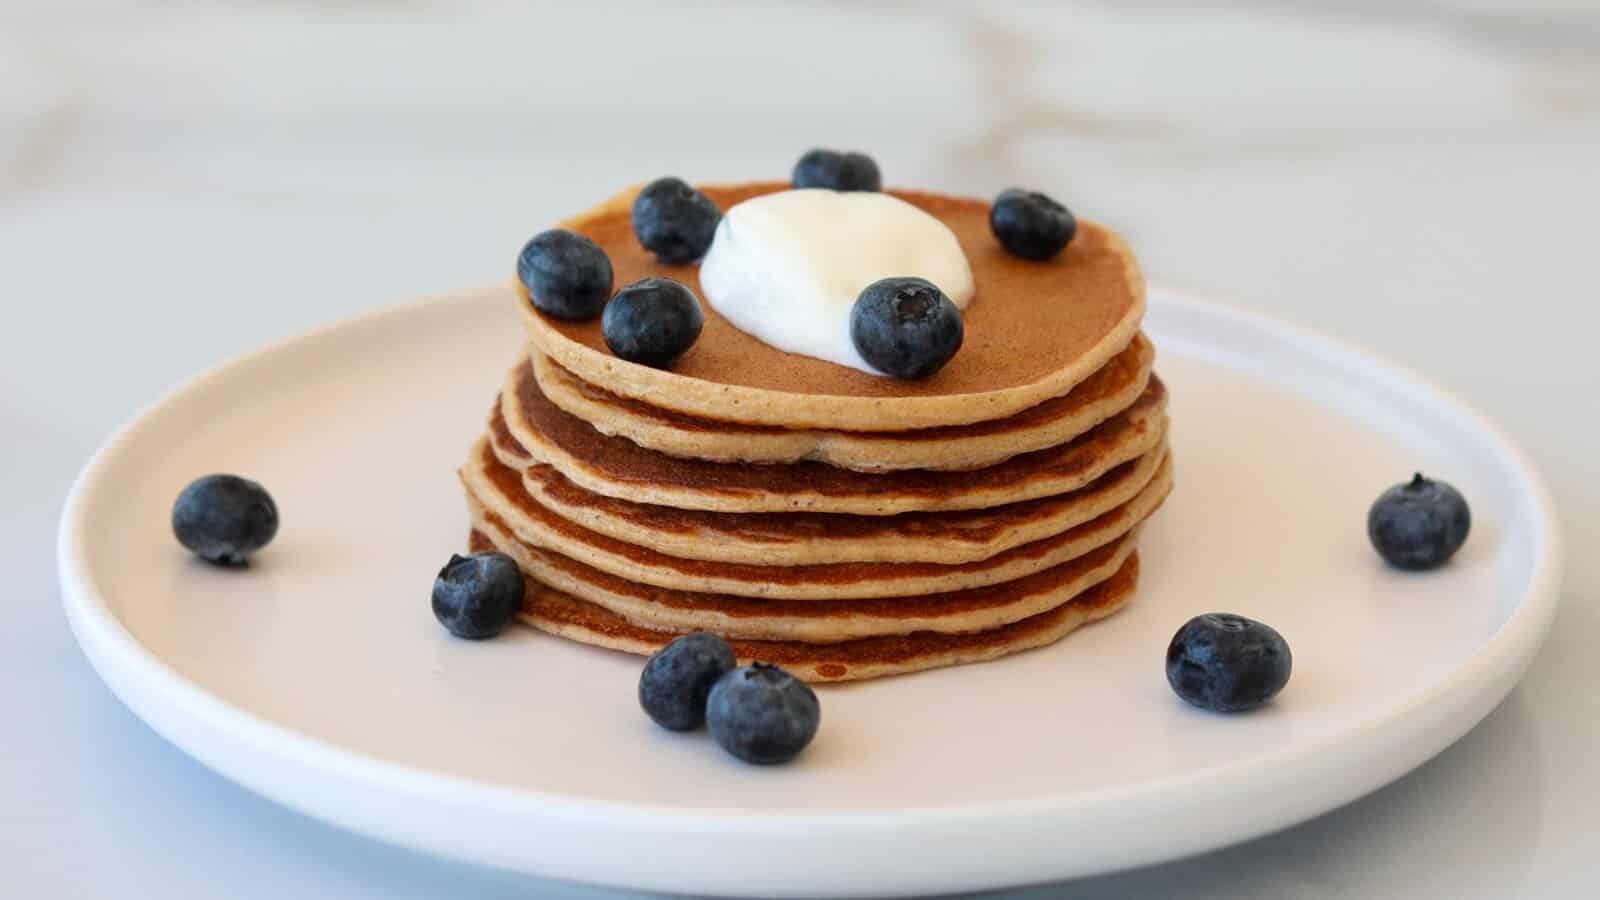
698, 189, 975, 374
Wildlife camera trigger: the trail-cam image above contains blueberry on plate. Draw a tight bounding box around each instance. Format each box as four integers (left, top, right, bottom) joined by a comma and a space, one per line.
601, 277, 704, 368
706, 663, 820, 765
171, 474, 279, 566
639, 632, 737, 731
631, 177, 722, 265
791, 148, 881, 192
850, 276, 964, 379
1166, 614, 1292, 713
1368, 473, 1472, 571
432, 552, 525, 640
990, 189, 1077, 261
517, 229, 614, 320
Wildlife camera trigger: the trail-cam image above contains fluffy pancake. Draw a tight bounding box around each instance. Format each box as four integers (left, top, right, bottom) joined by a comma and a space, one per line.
498, 359, 1168, 515
516, 182, 1146, 431
469, 501, 1141, 642
461, 436, 1173, 600
531, 333, 1154, 472
509, 435, 1168, 566
470, 530, 1141, 683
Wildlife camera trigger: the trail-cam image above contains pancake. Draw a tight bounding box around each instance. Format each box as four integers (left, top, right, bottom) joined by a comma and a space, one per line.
469, 500, 1142, 642
510, 435, 1168, 566
516, 182, 1146, 431
498, 358, 1169, 515
460, 435, 1173, 600
531, 333, 1155, 473
470, 530, 1141, 683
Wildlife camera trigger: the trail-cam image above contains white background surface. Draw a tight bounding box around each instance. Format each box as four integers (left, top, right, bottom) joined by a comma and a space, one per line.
5, 1, 1597, 897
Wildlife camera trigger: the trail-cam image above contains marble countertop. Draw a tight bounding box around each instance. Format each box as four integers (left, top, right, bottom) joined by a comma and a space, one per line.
5, 1, 1597, 897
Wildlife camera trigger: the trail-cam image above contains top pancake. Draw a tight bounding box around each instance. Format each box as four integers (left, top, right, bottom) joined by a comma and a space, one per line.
517, 182, 1146, 431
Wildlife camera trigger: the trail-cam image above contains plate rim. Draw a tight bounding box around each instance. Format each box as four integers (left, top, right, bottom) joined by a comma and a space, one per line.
57, 283, 1564, 896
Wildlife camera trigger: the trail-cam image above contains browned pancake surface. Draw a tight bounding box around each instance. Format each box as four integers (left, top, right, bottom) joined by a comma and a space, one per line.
526, 183, 1140, 400
543, 333, 1153, 443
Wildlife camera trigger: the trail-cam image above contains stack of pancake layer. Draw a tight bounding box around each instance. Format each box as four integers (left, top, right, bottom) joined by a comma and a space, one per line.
461, 183, 1171, 682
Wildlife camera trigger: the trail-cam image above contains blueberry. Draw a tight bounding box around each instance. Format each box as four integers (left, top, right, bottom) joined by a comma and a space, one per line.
1166, 614, 1292, 713
601, 277, 704, 368
791, 148, 881, 192
990, 189, 1076, 261
849, 276, 964, 379
638, 632, 737, 731
517, 229, 614, 320
1368, 473, 1471, 571
706, 663, 820, 765
631, 177, 721, 265
432, 552, 524, 640
171, 474, 279, 566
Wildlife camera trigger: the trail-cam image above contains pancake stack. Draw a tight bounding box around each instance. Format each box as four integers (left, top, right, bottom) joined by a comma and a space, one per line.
461, 183, 1171, 682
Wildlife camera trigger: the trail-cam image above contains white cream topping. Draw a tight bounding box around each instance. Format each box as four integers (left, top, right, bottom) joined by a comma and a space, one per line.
698, 189, 975, 375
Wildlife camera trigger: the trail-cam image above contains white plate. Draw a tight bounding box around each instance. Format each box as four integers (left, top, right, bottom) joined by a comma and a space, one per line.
58, 285, 1562, 898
